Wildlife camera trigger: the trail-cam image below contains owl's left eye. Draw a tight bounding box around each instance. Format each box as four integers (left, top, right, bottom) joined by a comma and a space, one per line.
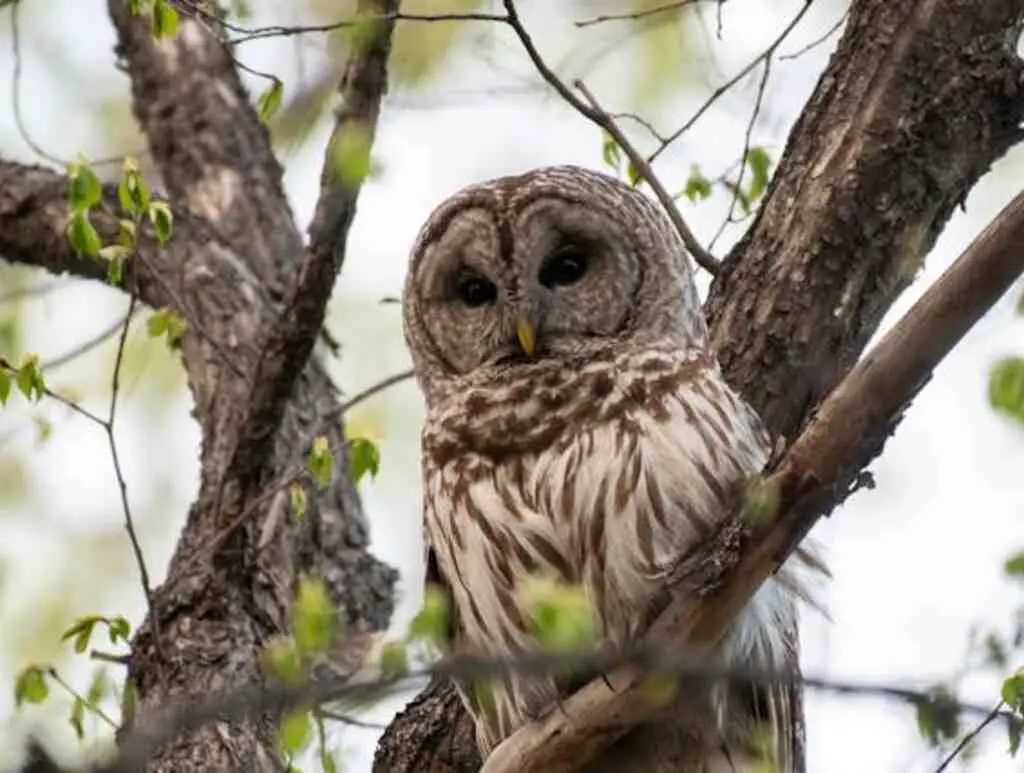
539, 247, 589, 288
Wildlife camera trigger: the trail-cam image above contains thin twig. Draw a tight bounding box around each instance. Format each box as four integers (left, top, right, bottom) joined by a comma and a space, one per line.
43, 312, 134, 370
648, 0, 815, 165
338, 369, 414, 414
9, 0, 63, 165
105, 295, 166, 677
780, 11, 847, 61
574, 0, 709, 28
708, 57, 772, 251
935, 700, 1006, 772
47, 667, 119, 729
317, 707, 387, 731
0, 357, 107, 427
498, 0, 719, 274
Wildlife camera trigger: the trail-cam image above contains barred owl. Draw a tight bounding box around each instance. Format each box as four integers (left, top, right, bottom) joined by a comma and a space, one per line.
402, 166, 821, 772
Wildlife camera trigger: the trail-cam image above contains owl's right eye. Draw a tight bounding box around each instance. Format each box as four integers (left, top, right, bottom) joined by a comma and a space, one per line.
456, 275, 497, 307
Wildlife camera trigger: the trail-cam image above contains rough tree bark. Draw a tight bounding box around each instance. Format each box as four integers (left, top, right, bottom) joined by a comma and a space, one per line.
0, 1, 1020, 772
374, 0, 1024, 770
2, 2, 399, 772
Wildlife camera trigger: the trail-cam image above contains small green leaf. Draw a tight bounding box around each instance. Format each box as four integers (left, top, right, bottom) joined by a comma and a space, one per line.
118, 160, 151, 215
148, 201, 173, 245
328, 123, 373, 187
745, 146, 772, 202
408, 585, 450, 650
914, 686, 961, 746
682, 164, 712, 203
0, 370, 11, 404
70, 696, 86, 739
293, 576, 337, 655
109, 616, 131, 644
320, 747, 339, 773
264, 636, 304, 685
67, 210, 102, 256
118, 219, 137, 248
67, 161, 102, 211
1006, 551, 1024, 578
625, 161, 642, 188
87, 668, 108, 705
278, 708, 312, 755
15, 354, 45, 402
519, 576, 597, 653
601, 133, 621, 172
290, 483, 308, 522
722, 180, 751, 215
990, 357, 1024, 423
307, 436, 334, 489
151, 0, 179, 38
1002, 673, 1024, 711
14, 665, 49, 706
257, 78, 284, 123
379, 641, 408, 679
1009, 715, 1023, 757
348, 437, 380, 484
742, 477, 781, 526
147, 308, 187, 346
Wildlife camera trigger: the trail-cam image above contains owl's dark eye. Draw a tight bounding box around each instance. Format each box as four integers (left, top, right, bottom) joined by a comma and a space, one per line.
456, 274, 497, 307
539, 247, 589, 288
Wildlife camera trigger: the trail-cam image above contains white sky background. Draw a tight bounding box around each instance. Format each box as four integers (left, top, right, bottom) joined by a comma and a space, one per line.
0, 1, 1023, 772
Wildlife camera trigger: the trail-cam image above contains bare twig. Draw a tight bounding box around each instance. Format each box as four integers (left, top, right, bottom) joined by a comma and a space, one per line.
43, 312, 134, 371
935, 700, 1006, 772
9, 0, 63, 165
105, 295, 166, 677
317, 707, 387, 731
338, 368, 414, 414
172, 0, 505, 45
707, 57, 772, 251
0, 357, 106, 427
648, 0, 814, 165
780, 11, 848, 60
574, 0, 710, 28
480, 190, 1024, 773
499, 0, 719, 275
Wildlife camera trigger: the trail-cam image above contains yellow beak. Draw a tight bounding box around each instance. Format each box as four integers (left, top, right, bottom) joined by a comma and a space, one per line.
516, 317, 536, 357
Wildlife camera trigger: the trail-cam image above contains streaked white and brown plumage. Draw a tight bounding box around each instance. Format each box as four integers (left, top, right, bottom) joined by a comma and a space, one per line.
402, 166, 821, 771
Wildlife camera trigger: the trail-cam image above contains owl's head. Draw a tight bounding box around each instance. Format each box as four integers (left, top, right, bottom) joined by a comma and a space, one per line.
402, 166, 708, 400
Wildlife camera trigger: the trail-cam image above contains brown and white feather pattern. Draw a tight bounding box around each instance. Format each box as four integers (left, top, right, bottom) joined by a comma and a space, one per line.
423, 341, 802, 767
403, 165, 821, 771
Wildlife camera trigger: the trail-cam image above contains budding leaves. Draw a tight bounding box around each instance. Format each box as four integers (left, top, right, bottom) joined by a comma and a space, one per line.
519, 576, 597, 653
61, 615, 131, 654
990, 357, 1024, 424
348, 436, 380, 484
257, 78, 284, 123
14, 665, 49, 706
147, 308, 187, 347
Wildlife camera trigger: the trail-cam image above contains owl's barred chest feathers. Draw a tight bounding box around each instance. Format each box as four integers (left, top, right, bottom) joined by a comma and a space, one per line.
405, 165, 816, 769
421, 345, 797, 755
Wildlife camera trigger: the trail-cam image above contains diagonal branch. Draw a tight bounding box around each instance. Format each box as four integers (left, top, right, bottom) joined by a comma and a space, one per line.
480, 189, 1024, 773
223, 0, 398, 495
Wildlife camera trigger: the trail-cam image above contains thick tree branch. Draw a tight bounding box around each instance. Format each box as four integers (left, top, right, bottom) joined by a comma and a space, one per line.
107, 0, 303, 287
226, 0, 397, 502
373, 0, 1024, 769
481, 190, 1024, 773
